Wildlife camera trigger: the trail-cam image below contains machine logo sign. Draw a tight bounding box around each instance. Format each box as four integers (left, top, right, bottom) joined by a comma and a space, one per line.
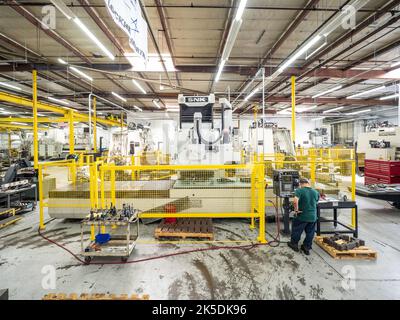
185, 97, 208, 103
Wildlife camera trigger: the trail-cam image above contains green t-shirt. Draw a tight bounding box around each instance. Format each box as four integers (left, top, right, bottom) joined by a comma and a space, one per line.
295, 187, 320, 222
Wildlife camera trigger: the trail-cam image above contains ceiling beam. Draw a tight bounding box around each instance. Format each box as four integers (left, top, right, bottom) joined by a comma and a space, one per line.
76, 0, 149, 108
1, 63, 398, 80
47, 92, 397, 106
235, 0, 321, 94
10, 0, 91, 64
207, 0, 235, 92
139, 0, 172, 88
260, 0, 400, 103
154, 0, 182, 87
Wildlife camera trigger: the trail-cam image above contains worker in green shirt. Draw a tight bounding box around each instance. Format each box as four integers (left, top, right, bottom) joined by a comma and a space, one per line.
287, 178, 320, 255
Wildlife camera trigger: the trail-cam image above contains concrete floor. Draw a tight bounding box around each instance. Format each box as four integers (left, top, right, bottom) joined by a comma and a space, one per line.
0, 195, 399, 300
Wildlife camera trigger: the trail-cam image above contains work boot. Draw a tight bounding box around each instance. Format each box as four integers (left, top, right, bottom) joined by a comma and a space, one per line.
287, 242, 299, 252
301, 244, 310, 255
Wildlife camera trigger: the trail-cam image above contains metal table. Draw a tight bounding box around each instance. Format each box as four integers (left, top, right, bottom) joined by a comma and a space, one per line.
317, 201, 358, 238
356, 184, 400, 209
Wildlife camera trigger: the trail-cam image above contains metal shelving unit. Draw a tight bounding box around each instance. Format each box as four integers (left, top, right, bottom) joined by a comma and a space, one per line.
80, 212, 139, 263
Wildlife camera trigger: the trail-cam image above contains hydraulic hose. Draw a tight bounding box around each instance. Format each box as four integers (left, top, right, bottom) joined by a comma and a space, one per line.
195, 119, 223, 145
195, 103, 226, 145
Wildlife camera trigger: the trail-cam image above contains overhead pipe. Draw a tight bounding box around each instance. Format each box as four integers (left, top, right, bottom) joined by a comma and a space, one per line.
87, 93, 136, 150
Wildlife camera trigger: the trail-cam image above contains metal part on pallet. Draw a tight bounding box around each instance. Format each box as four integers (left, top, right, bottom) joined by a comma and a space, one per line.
323, 234, 365, 251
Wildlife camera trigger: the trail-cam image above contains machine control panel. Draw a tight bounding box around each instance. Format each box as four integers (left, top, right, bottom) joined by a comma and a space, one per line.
273, 169, 300, 197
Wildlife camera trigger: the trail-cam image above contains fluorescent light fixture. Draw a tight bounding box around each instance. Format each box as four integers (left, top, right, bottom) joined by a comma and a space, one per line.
0, 81, 22, 91
73, 17, 115, 61
346, 109, 371, 115
380, 94, 398, 101
323, 106, 344, 113
133, 105, 143, 112
58, 58, 68, 65
244, 87, 259, 101
297, 105, 318, 113
152, 99, 162, 109
391, 61, 400, 68
306, 42, 327, 60
132, 79, 147, 94
221, 20, 242, 62
125, 53, 176, 72
69, 66, 93, 81
50, 0, 74, 20
347, 86, 386, 99
235, 0, 247, 21
312, 117, 325, 121
215, 60, 226, 83
277, 107, 291, 115
13, 122, 29, 126
111, 92, 127, 103
279, 35, 321, 73
312, 85, 342, 99
48, 97, 70, 106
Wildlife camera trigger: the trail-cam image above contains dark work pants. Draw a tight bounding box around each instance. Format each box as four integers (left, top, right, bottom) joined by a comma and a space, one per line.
290, 219, 316, 250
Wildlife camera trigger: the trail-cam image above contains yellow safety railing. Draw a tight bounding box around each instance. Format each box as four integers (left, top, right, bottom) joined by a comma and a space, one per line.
296, 147, 354, 160
263, 158, 356, 228
98, 163, 266, 243
38, 159, 103, 229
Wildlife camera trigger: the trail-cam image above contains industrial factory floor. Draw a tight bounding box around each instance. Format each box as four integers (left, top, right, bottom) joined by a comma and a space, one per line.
1, 196, 399, 300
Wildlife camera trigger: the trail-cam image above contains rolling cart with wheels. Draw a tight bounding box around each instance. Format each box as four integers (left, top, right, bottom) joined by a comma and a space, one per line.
80, 211, 139, 263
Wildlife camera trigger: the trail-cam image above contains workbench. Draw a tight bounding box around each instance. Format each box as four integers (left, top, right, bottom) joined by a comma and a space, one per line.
356, 184, 400, 209
317, 200, 358, 238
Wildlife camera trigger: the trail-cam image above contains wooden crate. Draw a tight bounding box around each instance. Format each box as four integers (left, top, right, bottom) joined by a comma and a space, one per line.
155, 218, 213, 240
0, 208, 21, 229
43, 293, 150, 300
315, 236, 377, 260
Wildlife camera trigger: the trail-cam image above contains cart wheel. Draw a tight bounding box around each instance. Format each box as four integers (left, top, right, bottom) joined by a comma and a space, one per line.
121, 257, 128, 263
84, 256, 92, 264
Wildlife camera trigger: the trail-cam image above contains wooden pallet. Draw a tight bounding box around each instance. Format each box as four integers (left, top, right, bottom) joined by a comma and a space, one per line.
42, 293, 150, 300
315, 236, 377, 260
0, 210, 21, 229
155, 218, 213, 240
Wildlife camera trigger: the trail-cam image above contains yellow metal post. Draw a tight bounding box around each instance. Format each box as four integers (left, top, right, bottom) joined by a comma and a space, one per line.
291, 75, 296, 146
90, 225, 95, 241
111, 168, 116, 206
310, 160, 316, 186
7, 130, 11, 159
71, 160, 76, 184
93, 97, 97, 153
38, 165, 45, 230
351, 160, 356, 227
94, 163, 99, 209
257, 164, 266, 243
250, 165, 256, 229
100, 166, 105, 209
69, 110, 74, 154
32, 70, 39, 169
